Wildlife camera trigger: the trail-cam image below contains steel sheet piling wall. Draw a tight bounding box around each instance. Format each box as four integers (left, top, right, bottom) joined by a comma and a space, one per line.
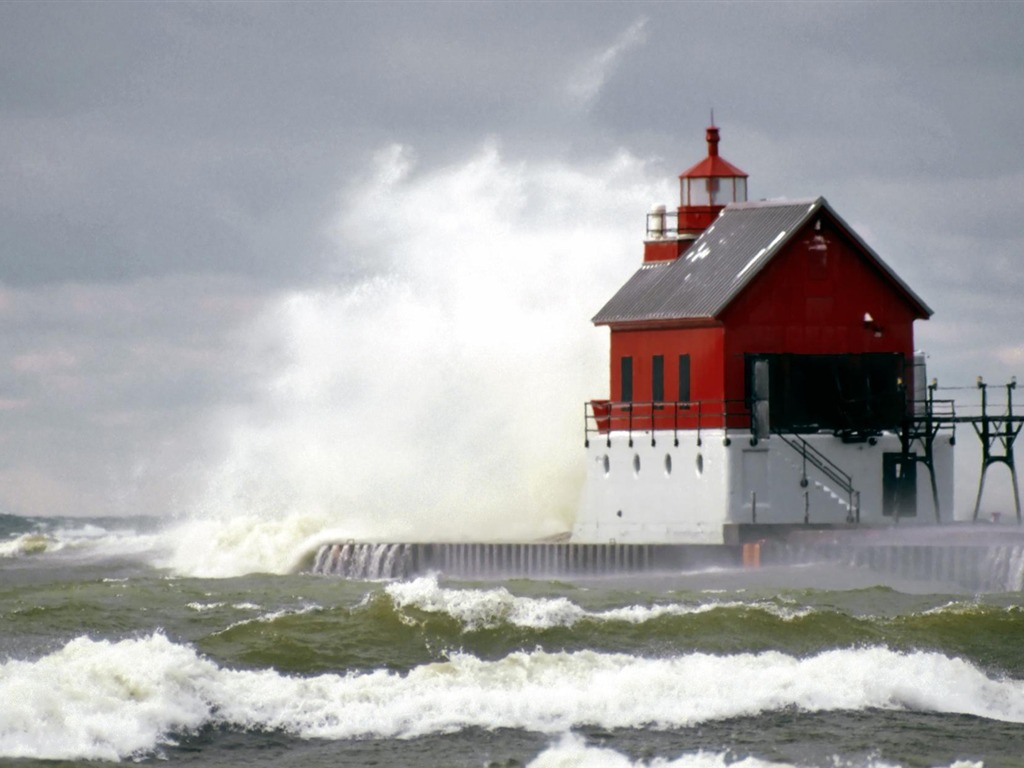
308, 539, 1024, 591
309, 541, 724, 579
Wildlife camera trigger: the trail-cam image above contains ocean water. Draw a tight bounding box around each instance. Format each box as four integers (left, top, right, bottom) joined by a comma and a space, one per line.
2, 513, 1023, 767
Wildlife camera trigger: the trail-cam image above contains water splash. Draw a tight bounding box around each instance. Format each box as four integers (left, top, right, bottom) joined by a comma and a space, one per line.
162, 143, 667, 577
313, 542, 413, 579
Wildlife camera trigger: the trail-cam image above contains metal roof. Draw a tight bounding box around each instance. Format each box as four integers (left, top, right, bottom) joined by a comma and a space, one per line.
592, 197, 932, 326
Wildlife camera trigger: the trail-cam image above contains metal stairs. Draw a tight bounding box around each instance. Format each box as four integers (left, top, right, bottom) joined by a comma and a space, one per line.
772, 429, 860, 522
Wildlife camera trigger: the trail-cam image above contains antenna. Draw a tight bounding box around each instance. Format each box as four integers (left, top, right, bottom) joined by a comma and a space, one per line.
710, 107, 715, 126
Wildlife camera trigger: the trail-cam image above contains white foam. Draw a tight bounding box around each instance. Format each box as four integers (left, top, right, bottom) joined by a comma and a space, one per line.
0, 532, 53, 557
385, 576, 586, 629
527, 733, 793, 768
155, 511, 334, 578
158, 145, 667, 578
0, 634, 212, 761
1, 633, 1021, 761
212, 603, 321, 635
185, 601, 226, 612
0, 520, 159, 561
384, 576, 812, 630
527, 734, 982, 768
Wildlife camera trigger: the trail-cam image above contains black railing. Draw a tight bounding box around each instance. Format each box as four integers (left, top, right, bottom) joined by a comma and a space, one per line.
584, 399, 752, 448
772, 428, 860, 522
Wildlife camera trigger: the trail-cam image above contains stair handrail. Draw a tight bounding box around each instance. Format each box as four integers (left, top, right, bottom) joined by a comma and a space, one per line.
772, 428, 860, 522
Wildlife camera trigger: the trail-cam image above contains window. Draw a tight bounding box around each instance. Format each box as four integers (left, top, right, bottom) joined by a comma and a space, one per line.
652, 355, 664, 402
620, 356, 633, 402
678, 354, 691, 402
682, 176, 746, 206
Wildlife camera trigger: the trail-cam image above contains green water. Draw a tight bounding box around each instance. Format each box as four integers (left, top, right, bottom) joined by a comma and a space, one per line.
1, 515, 1023, 767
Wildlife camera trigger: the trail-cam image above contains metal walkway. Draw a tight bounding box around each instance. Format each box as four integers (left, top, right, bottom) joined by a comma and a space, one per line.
903, 379, 1023, 523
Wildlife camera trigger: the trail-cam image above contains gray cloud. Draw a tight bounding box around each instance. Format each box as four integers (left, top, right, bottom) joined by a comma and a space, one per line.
567, 17, 649, 108
0, 1, 1022, 517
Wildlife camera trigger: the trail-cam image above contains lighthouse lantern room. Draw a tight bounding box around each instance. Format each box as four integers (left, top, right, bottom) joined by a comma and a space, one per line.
644, 124, 749, 264
575, 125, 954, 546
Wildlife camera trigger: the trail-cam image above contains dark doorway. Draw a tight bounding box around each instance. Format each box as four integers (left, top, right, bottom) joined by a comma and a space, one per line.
882, 452, 917, 518
746, 353, 906, 436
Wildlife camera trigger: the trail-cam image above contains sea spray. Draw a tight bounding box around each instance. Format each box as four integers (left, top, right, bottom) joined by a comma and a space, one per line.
161, 144, 668, 577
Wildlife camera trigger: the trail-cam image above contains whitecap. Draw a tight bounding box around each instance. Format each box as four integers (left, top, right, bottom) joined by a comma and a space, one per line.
3, 633, 1021, 761
384, 575, 814, 630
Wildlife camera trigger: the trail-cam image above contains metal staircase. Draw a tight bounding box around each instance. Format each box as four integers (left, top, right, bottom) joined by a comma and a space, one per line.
772, 429, 860, 522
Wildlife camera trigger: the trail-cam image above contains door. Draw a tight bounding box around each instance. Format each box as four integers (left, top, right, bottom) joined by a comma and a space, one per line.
882, 452, 917, 518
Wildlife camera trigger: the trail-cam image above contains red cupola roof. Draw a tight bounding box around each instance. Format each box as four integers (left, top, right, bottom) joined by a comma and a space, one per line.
679, 125, 749, 179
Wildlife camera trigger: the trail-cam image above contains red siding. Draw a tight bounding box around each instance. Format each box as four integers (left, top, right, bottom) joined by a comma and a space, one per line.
719, 218, 919, 404
608, 325, 726, 428
599, 215, 925, 430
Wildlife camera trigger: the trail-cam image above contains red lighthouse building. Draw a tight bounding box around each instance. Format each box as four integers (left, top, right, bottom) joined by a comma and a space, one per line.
576, 125, 952, 546
310, 125, 1024, 583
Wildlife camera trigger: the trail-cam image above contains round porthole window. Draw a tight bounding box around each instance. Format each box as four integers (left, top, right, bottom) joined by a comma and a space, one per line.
602, 454, 610, 477
695, 452, 704, 477
633, 454, 641, 476
664, 454, 673, 476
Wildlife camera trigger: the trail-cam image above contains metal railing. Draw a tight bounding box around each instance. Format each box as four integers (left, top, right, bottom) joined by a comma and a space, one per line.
645, 209, 681, 240
772, 428, 860, 522
584, 399, 752, 448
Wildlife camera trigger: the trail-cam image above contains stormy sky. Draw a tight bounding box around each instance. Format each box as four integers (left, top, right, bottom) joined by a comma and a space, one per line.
2, 1, 1023, 521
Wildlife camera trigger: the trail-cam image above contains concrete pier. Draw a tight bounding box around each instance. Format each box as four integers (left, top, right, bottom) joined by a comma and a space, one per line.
309, 526, 1024, 592
309, 541, 740, 580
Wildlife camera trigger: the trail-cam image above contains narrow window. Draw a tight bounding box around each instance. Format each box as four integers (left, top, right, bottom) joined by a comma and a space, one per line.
678, 354, 691, 402
652, 355, 664, 403
620, 356, 633, 402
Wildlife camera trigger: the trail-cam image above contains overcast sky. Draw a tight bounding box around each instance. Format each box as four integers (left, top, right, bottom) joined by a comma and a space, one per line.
2, 1, 1023, 523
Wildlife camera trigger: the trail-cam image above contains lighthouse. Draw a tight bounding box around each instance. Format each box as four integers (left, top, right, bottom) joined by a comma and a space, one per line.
310, 125, 1024, 585
575, 124, 954, 546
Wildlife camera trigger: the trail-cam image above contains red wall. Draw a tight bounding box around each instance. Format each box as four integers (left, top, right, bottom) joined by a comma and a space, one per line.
719, 218, 921, 404
600, 215, 926, 429
608, 325, 725, 429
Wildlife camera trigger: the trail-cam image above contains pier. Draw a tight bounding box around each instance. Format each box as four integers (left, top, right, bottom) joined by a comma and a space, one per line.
904, 378, 1023, 523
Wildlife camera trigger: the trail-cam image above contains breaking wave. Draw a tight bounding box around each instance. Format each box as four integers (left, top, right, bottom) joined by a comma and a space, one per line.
524, 733, 983, 768
526, 733, 785, 768
2, 632, 1021, 761
384, 575, 812, 630
0, 515, 160, 561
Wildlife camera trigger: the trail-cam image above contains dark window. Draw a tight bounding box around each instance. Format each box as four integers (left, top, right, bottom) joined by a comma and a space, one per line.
678, 354, 691, 402
652, 355, 664, 402
744, 352, 906, 434
620, 356, 633, 402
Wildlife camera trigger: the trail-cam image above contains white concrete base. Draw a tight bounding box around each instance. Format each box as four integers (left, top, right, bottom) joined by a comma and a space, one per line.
573, 429, 955, 545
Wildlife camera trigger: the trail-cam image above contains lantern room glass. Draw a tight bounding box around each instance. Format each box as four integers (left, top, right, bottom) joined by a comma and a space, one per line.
682, 176, 747, 206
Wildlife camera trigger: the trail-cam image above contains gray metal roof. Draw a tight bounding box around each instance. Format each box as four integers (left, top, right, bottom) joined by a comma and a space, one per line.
592, 197, 932, 326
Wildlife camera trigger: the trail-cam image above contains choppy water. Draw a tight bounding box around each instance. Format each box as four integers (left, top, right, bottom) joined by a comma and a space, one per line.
2, 514, 1023, 767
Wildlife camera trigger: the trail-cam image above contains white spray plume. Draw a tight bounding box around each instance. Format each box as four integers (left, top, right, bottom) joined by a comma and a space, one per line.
162, 142, 669, 577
